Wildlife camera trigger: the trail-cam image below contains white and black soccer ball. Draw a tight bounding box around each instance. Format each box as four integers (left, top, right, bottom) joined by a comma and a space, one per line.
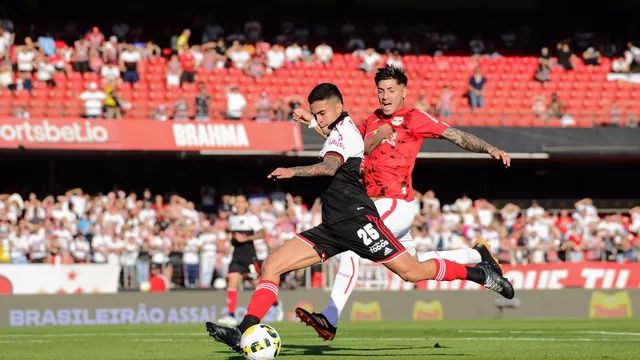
240, 324, 282, 360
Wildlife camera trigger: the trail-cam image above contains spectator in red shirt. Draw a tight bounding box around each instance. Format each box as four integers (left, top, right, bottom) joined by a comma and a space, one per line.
179, 49, 196, 84
149, 264, 168, 292
555, 209, 573, 234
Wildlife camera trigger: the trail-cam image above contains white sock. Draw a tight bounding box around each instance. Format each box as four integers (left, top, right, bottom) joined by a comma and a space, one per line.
417, 248, 482, 264
322, 251, 359, 327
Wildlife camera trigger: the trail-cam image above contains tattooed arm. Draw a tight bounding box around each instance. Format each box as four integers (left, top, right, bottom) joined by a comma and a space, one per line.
441, 127, 511, 167
268, 154, 343, 179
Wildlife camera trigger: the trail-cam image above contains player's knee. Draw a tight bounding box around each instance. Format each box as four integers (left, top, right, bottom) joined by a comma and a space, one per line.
397, 270, 421, 283
260, 258, 283, 279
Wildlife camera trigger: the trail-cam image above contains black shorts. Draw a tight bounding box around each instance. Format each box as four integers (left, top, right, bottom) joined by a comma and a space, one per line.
297, 213, 406, 263
228, 251, 262, 278
180, 71, 195, 83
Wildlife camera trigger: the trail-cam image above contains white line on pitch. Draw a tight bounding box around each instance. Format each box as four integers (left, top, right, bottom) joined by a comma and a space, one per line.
456, 329, 640, 336
0, 339, 52, 343
338, 337, 640, 342
0, 332, 203, 337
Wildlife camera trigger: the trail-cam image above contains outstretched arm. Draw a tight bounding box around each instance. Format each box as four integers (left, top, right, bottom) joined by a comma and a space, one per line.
440, 127, 511, 167
268, 154, 343, 179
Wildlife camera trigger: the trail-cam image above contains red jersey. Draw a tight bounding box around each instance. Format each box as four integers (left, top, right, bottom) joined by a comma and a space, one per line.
357, 108, 449, 201
179, 52, 196, 72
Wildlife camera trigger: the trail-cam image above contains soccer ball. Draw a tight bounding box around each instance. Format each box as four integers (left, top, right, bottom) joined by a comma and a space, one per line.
240, 324, 282, 360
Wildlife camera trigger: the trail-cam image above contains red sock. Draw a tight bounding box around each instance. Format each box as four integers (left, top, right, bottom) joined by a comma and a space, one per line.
433, 259, 468, 281
245, 280, 279, 320
227, 288, 238, 315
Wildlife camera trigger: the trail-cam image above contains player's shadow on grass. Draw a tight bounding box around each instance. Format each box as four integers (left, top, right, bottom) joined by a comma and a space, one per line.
276, 344, 471, 357
215, 344, 471, 359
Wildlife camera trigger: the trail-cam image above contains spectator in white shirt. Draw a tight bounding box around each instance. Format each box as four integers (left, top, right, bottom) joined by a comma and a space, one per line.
526, 200, 546, 219
226, 41, 251, 70
69, 234, 91, 263
92, 227, 110, 263
121, 229, 140, 288
454, 194, 473, 213
225, 85, 247, 120
149, 230, 171, 273
359, 48, 381, 73
35, 52, 56, 87
501, 203, 520, 234
386, 50, 404, 69
100, 61, 121, 86
103, 206, 125, 234
266, 44, 286, 70
16, 39, 37, 73
626, 42, 640, 71
79, 82, 106, 119
9, 226, 30, 264
199, 223, 218, 288
119, 44, 141, 84
421, 190, 441, 215
314, 42, 333, 63
28, 224, 47, 263
285, 42, 303, 63
0, 26, 14, 60
183, 230, 202, 288
441, 205, 462, 229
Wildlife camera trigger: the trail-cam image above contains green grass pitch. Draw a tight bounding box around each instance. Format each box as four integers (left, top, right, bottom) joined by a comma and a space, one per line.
1, 319, 639, 359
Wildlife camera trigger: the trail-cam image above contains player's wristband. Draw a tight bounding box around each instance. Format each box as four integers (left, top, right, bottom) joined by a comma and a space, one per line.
308, 118, 318, 129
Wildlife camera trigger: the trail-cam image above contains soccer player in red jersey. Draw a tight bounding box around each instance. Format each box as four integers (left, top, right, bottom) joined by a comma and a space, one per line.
294, 65, 511, 340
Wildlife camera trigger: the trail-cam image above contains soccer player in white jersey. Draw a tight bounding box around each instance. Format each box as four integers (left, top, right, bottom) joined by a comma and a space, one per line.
294, 66, 511, 340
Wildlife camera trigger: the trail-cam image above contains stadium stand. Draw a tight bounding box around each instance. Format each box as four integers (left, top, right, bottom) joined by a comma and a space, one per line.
1, 190, 638, 290
0, 23, 639, 128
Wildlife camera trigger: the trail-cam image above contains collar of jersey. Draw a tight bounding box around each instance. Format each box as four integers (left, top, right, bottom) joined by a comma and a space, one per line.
328, 111, 350, 130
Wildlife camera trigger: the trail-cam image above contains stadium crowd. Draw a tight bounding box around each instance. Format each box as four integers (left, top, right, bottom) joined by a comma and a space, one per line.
0, 20, 639, 126
0, 188, 638, 290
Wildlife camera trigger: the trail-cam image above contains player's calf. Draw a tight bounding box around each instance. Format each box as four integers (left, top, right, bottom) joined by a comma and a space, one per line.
385, 252, 514, 299
231, 237, 323, 335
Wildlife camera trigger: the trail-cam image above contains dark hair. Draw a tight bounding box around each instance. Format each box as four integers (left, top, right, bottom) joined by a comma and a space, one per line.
307, 83, 343, 104
374, 65, 408, 86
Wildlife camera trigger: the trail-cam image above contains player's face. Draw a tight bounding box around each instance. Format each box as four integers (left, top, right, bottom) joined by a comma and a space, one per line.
234, 196, 249, 214
310, 98, 343, 135
377, 79, 406, 116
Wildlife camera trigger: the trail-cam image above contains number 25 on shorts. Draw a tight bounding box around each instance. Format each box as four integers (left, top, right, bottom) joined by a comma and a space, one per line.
357, 223, 380, 245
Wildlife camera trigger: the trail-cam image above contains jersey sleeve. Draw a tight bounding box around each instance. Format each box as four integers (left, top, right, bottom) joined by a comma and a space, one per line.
410, 110, 450, 139
318, 118, 364, 163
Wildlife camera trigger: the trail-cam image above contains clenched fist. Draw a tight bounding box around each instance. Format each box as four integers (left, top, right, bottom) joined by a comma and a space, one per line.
292, 108, 314, 125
